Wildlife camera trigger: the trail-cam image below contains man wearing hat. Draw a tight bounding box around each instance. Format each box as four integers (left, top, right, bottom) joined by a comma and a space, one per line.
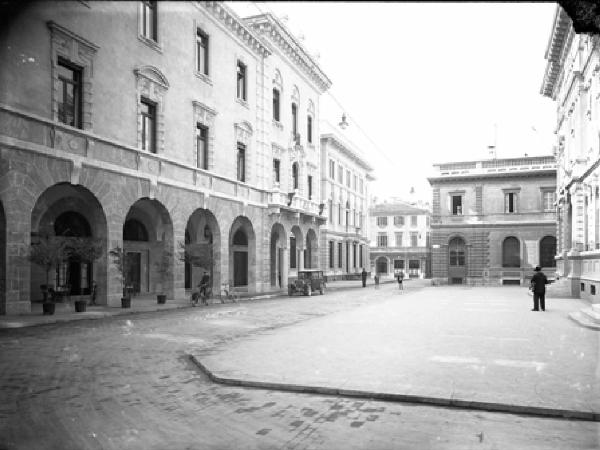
529, 266, 549, 311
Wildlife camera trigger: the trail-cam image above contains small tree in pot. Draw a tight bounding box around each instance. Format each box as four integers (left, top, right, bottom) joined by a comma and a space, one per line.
27, 235, 67, 315
109, 246, 132, 308
65, 237, 103, 312
154, 247, 173, 304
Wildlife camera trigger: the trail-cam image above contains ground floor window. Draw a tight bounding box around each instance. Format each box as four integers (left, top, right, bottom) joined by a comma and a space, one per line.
394, 259, 404, 269
329, 241, 334, 268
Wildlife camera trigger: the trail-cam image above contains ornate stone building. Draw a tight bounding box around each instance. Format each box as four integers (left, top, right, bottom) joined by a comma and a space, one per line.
319, 121, 373, 280
428, 157, 557, 286
541, 6, 600, 302
369, 200, 431, 279
0, 1, 330, 314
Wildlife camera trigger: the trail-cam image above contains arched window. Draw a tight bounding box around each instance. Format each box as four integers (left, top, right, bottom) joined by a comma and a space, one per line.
448, 237, 465, 266
54, 211, 91, 237
233, 229, 248, 246
502, 237, 520, 268
123, 219, 149, 241
292, 162, 299, 189
539, 236, 556, 268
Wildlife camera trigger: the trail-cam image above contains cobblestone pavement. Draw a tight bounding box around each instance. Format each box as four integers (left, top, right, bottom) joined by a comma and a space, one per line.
1, 282, 599, 450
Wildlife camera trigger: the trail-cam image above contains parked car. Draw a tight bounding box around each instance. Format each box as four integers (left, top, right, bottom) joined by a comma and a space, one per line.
288, 269, 326, 296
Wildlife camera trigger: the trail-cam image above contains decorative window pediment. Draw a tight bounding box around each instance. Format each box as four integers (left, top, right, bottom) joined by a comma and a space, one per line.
134, 65, 169, 91
291, 85, 300, 105
134, 65, 168, 154
193, 101, 217, 126
234, 121, 253, 145
273, 69, 283, 91
307, 99, 315, 116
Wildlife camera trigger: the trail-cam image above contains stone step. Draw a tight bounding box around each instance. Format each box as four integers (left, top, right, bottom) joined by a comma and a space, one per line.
569, 311, 600, 331
580, 307, 600, 324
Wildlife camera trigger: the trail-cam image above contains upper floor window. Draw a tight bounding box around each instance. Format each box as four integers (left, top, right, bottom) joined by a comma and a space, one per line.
236, 142, 246, 182
307, 115, 313, 143
376, 216, 388, 227
505, 192, 518, 214
411, 216, 418, 227
338, 164, 343, 184
393, 216, 404, 226
273, 159, 280, 184
410, 232, 418, 247
329, 241, 334, 268
291, 103, 298, 138
140, 97, 156, 153
359, 178, 364, 194
196, 124, 208, 169
346, 170, 351, 188
141, 0, 157, 41
329, 160, 335, 179
426, 216, 430, 226
353, 175, 357, 191
236, 61, 247, 101
451, 195, 463, 215
292, 162, 299, 189
196, 28, 209, 76
395, 232, 403, 247
273, 89, 280, 122
377, 233, 388, 247
542, 190, 556, 212
57, 58, 82, 129
307, 175, 313, 200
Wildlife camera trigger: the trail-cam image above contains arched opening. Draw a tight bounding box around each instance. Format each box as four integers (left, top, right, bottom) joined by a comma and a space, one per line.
292, 162, 299, 190
0, 201, 5, 315
539, 236, 557, 268
305, 228, 318, 269
184, 209, 220, 291
123, 198, 173, 297
30, 183, 108, 303
502, 237, 520, 268
290, 225, 303, 270
375, 256, 388, 275
448, 236, 466, 284
229, 216, 256, 291
270, 223, 286, 287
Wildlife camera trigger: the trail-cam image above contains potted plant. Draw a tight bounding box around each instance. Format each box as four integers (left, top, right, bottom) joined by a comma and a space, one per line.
109, 246, 132, 308
65, 237, 103, 312
27, 235, 67, 315
154, 247, 173, 304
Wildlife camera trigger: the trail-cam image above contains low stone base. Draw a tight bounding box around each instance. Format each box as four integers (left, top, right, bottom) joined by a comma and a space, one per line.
5, 301, 32, 315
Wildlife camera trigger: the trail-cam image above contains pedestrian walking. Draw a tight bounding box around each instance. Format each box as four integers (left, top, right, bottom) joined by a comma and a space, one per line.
374, 274, 380, 289
90, 281, 97, 305
396, 271, 404, 290
361, 268, 367, 287
529, 266, 550, 311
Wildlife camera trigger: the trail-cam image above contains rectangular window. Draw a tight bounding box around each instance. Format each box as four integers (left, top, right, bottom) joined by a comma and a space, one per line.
543, 191, 555, 212
376, 216, 388, 227
196, 124, 208, 169
505, 192, 518, 213
394, 260, 405, 269
329, 160, 335, 179
140, 97, 156, 153
141, 0, 157, 41
411, 216, 417, 227
410, 232, 418, 247
395, 232, 403, 247
307, 116, 313, 143
393, 216, 404, 226
377, 233, 388, 247
236, 61, 247, 101
273, 89, 280, 121
290, 236, 296, 269
338, 204, 342, 225
409, 260, 420, 269
329, 241, 334, 268
338, 164, 343, 183
346, 170, 351, 188
452, 195, 462, 215
292, 103, 298, 137
359, 178, 364, 194
196, 28, 209, 75
307, 175, 313, 200
359, 245, 363, 268
353, 243, 357, 268
338, 242, 343, 268
328, 199, 333, 224
353, 175, 357, 191
273, 159, 280, 184
236, 142, 246, 182
426, 216, 430, 226
57, 58, 82, 129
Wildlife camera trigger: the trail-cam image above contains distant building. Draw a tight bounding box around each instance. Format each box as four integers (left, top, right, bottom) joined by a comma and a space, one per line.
541, 6, 600, 301
320, 122, 374, 280
427, 156, 557, 286
369, 200, 431, 279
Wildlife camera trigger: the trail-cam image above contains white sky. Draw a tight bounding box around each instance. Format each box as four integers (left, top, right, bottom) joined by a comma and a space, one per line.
228, 1, 558, 203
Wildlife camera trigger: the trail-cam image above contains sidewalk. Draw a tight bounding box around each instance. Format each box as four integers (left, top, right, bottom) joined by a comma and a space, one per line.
0, 277, 399, 329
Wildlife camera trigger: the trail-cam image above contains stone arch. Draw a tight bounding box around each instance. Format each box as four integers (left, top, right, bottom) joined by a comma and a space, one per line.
30, 183, 108, 302
185, 208, 221, 291
502, 236, 520, 268
270, 222, 287, 287
539, 235, 557, 268
290, 225, 303, 270
229, 216, 256, 292
305, 228, 318, 269
123, 198, 174, 297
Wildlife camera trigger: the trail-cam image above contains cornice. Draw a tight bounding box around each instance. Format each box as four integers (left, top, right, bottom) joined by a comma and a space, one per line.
321, 133, 374, 172
541, 6, 573, 98
244, 13, 332, 93
427, 169, 557, 185
200, 2, 270, 58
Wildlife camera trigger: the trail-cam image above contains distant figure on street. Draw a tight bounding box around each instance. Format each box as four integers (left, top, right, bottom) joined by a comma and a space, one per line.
396, 271, 404, 290
90, 281, 98, 305
361, 268, 367, 287
199, 271, 211, 304
374, 274, 380, 289
529, 266, 550, 311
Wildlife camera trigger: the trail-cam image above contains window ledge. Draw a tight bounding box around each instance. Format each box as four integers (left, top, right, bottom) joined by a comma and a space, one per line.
138, 35, 163, 53
236, 98, 249, 109
195, 72, 213, 86
307, 143, 315, 149
272, 120, 283, 130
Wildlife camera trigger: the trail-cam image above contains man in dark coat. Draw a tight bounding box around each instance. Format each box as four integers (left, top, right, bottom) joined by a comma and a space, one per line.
361, 268, 367, 287
529, 266, 549, 311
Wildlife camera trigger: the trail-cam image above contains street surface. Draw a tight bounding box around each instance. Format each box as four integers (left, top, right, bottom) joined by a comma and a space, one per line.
1, 282, 599, 450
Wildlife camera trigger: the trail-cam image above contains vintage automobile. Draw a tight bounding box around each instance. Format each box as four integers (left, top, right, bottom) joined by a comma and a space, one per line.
288, 269, 326, 296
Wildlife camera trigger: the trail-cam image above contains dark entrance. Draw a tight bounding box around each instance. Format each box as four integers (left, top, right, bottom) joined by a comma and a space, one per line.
127, 252, 142, 294
54, 211, 93, 295
233, 229, 248, 287
448, 237, 466, 284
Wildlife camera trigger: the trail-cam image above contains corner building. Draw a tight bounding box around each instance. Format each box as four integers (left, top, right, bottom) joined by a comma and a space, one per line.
541, 6, 600, 301
428, 157, 557, 286
0, 1, 330, 313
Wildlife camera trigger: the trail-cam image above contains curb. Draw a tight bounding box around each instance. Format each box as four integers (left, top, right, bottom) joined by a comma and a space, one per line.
189, 355, 600, 423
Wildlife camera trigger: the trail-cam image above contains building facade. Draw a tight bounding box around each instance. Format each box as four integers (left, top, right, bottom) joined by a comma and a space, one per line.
0, 1, 331, 314
369, 200, 431, 279
319, 122, 373, 280
428, 156, 557, 286
541, 6, 600, 301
